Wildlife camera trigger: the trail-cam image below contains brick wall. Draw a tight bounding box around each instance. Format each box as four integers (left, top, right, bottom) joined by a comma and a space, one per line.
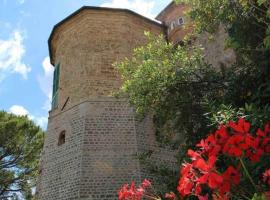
37, 8, 168, 200
37, 96, 179, 200
49, 9, 164, 114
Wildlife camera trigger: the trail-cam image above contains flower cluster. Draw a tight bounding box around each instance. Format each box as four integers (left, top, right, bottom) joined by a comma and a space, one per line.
178, 118, 270, 199
118, 179, 153, 200
118, 179, 177, 200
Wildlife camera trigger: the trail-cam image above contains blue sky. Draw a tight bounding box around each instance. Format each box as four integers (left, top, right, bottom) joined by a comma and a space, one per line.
0, 0, 171, 129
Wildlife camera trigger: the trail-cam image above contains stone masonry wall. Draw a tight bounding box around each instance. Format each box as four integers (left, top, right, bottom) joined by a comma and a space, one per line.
79, 99, 141, 200
38, 9, 166, 200
37, 104, 84, 199
38, 98, 153, 200
49, 9, 164, 115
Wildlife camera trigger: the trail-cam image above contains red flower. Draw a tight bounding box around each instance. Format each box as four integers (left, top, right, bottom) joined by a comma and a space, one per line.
198, 194, 209, 200
193, 155, 216, 172
228, 118, 250, 134
265, 123, 270, 134
263, 169, 270, 185
246, 147, 264, 163
188, 149, 201, 160
223, 135, 245, 157
118, 182, 144, 200
197, 172, 223, 189
219, 166, 240, 194
215, 125, 230, 144
177, 119, 270, 200
262, 137, 270, 153
141, 179, 151, 188
165, 192, 176, 200
197, 134, 222, 157
264, 191, 270, 200
177, 178, 194, 197
257, 128, 266, 137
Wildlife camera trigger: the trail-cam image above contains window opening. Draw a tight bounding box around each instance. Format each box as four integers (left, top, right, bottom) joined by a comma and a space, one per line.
52, 63, 60, 109
58, 130, 66, 146
177, 17, 184, 26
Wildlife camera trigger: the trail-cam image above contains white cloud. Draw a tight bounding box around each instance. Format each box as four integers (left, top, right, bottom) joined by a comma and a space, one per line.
9, 105, 29, 116
9, 105, 48, 129
34, 116, 48, 129
37, 56, 54, 111
101, 0, 155, 19
0, 30, 31, 81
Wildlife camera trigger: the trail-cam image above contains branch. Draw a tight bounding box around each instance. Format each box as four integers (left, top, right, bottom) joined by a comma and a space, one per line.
0, 153, 22, 169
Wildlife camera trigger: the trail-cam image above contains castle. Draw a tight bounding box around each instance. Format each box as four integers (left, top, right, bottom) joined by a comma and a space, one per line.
36, 2, 235, 200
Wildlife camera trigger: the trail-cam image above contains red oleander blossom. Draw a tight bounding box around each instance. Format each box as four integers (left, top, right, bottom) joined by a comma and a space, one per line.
228, 118, 250, 134
197, 134, 221, 157
118, 182, 144, 200
263, 169, 270, 185
165, 192, 176, 200
118, 180, 155, 200
141, 179, 151, 188
120, 118, 270, 200
219, 166, 240, 194
265, 124, 270, 134
264, 191, 270, 199
262, 137, 270, 153
223, 134, 245, 157
178, 118, 270, 199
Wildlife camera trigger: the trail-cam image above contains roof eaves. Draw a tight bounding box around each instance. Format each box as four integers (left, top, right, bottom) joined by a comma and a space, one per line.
155, 1, 175, 21
48, 6, 165, 65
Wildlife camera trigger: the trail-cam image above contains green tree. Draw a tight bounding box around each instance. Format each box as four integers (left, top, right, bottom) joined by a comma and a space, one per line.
0, 111, 44, 199
117, 0, 270, 147
116, 33, 226, 195
116, 0, 270, 195
176, 0, 270, 126
117, 33, 223, 149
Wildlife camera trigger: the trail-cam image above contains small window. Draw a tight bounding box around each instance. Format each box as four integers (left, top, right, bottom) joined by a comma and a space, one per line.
52, 63, 60, 109
177, 17, 184, 26
58, 130, 66, 146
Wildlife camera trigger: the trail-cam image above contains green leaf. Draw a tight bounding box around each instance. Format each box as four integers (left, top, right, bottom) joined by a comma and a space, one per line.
257, 0, 266, 6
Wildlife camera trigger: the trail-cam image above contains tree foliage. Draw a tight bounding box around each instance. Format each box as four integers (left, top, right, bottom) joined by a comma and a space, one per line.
117, 33, 223, 148
0, 111, 44, 199
178, 0, 270, 125
117, 0, 270, 145
116, 0, 270, 196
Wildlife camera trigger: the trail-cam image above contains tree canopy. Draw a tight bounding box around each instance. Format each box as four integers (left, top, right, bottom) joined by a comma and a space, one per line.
117, 0, 270, 148
116, 0, 270, 195
0, 111, 44, 199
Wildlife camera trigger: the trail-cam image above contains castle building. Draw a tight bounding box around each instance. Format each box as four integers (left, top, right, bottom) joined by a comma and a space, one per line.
37, 2, 234, 200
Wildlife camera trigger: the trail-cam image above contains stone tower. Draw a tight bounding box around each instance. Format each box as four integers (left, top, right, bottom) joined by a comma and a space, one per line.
36, 6, 170, 200
37, 2, 235, 200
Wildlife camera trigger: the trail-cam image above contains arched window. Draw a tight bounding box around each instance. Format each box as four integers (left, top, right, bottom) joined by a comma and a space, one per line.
58, 130, 66, 146
177, 17, 184, 26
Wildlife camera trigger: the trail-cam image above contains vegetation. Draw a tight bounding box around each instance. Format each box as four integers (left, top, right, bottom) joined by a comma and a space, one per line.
119, 118, 270, 199
0, 111, 44, 199
117, 0, 270, 199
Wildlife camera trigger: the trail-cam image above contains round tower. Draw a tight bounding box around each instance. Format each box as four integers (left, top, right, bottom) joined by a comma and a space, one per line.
37, 6, 164, 200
